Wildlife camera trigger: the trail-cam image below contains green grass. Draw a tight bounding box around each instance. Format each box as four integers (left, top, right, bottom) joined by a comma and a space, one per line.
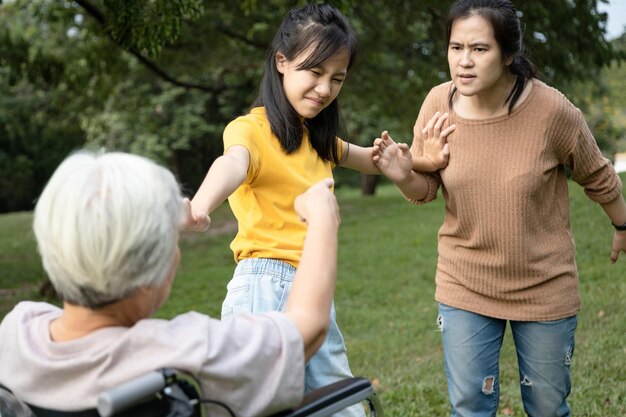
1, 178, 624, 416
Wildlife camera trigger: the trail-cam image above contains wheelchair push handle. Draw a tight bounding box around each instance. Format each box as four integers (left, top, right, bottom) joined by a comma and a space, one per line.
97, 371, 166, 417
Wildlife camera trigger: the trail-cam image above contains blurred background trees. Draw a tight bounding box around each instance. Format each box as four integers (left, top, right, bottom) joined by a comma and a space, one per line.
1, 0, 624, 212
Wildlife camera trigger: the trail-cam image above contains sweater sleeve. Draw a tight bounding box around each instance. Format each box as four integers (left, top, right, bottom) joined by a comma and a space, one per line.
562, 109, 623, 204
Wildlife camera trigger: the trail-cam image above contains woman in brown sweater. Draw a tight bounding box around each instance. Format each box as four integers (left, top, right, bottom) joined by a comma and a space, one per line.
373, 0, 626, 416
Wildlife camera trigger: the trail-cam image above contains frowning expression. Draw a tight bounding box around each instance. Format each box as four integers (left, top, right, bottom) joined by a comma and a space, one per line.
276, 48, 349, 119
448, 15, 513, 99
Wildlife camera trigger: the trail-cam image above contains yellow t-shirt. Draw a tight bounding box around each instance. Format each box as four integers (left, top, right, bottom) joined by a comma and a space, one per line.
223, 107, 345, 267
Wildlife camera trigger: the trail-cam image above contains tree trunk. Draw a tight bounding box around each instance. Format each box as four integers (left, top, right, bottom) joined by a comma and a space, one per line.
360, 173, 379, 196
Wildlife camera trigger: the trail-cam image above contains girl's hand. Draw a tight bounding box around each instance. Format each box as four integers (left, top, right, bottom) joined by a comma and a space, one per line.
373, 131, 412, 183
180, 197, 211, 232
415, 112, 455, 170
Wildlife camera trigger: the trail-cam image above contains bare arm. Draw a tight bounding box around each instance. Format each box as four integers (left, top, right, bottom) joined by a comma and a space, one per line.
339, 143, 381, 174
599, 195, 626, 263
412, 155, 444, 172
284, 179, 340, 361
181, 145, 249, 232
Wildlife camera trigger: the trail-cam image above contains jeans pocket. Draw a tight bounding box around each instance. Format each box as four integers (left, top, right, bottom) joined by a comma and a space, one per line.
275, 277, 293, 312
221, 275, 251, 319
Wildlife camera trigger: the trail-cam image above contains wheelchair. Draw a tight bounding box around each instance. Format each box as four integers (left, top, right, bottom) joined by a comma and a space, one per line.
0, 368, 382, 417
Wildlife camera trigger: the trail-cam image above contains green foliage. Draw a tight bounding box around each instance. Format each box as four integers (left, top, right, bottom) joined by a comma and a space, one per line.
1, 180, 624, 415
103, 0, 204, 57
0, 0, 624, 212
81, 81, 211, 163
519, 0, 620, 86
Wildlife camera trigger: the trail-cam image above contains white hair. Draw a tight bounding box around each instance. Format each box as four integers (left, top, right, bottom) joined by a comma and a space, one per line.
33, 151, 183, 308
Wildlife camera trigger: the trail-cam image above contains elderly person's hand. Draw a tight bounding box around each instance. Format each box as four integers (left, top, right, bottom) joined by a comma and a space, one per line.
181, 197, 211, 232
294, 178, 339, 227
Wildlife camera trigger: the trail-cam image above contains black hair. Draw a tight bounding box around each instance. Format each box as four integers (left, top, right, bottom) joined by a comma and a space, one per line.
446, 0, 537, 114
253, 3, 359, 163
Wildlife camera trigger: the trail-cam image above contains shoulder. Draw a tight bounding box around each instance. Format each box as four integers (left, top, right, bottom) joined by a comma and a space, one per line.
531, 79, 582, 123
426, 81, 454, 103
429, 81, 454, 97
225, 108, 268, 133
529, 80, 588, 156
223, 108, 267, 151
416, 82, 453, 122
420, 81, 454, 114
1, 301, 59, 326
0, 302, 59, 362
224, 108, 269, 150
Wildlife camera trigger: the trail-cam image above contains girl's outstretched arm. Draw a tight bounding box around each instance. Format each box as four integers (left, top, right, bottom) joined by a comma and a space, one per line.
339, 142, 381, 174
181, 145, 250, 232
373, 131, 431, 201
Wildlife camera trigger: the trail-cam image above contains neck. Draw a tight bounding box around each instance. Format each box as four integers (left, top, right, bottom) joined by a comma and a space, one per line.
49, 297, 144, 342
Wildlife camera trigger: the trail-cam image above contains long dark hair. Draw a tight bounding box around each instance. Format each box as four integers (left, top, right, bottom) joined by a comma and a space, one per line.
446, 0, 537, 114
253, 4, 359, 163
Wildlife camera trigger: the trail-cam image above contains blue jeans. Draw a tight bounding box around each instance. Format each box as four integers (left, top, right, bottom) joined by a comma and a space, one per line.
221, 258, 365, 417
438, 304, 577, 417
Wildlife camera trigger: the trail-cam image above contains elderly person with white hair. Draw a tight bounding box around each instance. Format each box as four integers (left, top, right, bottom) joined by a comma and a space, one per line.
0, 150, 341, 417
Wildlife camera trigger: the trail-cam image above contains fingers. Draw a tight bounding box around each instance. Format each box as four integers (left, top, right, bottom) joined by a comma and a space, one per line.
421, 112, 455, 143
180, 198, 193, 228
373, 136, 387, 154
421, 111, 441, 138
610, 231, 626, 263
610, 245, 623, 263
440, 124, 456, 143
432, 112, 447, 140
381, 130, 397, 143
180, 198, 211, 232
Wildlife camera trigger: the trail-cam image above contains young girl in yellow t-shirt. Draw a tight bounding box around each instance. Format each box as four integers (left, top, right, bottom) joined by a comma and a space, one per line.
182, 5, 379, 416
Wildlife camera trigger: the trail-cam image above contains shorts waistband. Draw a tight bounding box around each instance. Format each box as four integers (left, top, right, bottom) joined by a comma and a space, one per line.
235, 258, 296, 278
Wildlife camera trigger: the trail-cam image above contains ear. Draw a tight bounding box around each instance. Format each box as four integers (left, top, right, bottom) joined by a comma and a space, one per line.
505, 54, 514, 66
275, 52, 287, 74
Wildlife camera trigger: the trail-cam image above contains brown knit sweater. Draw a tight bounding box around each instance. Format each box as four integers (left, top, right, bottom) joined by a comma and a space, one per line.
412, 80, 622, 321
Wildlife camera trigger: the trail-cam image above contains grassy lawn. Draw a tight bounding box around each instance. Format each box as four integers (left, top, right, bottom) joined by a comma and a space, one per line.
0, 177, 624, 416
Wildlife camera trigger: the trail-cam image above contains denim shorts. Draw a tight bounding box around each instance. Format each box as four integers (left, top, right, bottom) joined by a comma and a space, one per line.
221, 258, 365, 417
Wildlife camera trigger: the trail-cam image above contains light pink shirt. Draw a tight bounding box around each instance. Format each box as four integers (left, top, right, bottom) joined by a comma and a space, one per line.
0, 301, 304, 417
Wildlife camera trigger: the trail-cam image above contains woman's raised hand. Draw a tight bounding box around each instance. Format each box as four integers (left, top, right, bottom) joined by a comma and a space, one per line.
416, 112, 455, 170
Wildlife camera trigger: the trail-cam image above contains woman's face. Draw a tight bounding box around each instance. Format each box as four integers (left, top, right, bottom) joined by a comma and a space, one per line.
276, 47, 349, 119
447, 14, 513, 99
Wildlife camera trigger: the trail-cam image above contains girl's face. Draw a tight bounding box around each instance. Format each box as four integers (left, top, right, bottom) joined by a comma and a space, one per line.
448, 14, 513, 99
276, 48, 349, 119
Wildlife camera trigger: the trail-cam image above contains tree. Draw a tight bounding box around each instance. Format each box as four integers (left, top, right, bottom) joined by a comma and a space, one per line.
0, 0, 622, 211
